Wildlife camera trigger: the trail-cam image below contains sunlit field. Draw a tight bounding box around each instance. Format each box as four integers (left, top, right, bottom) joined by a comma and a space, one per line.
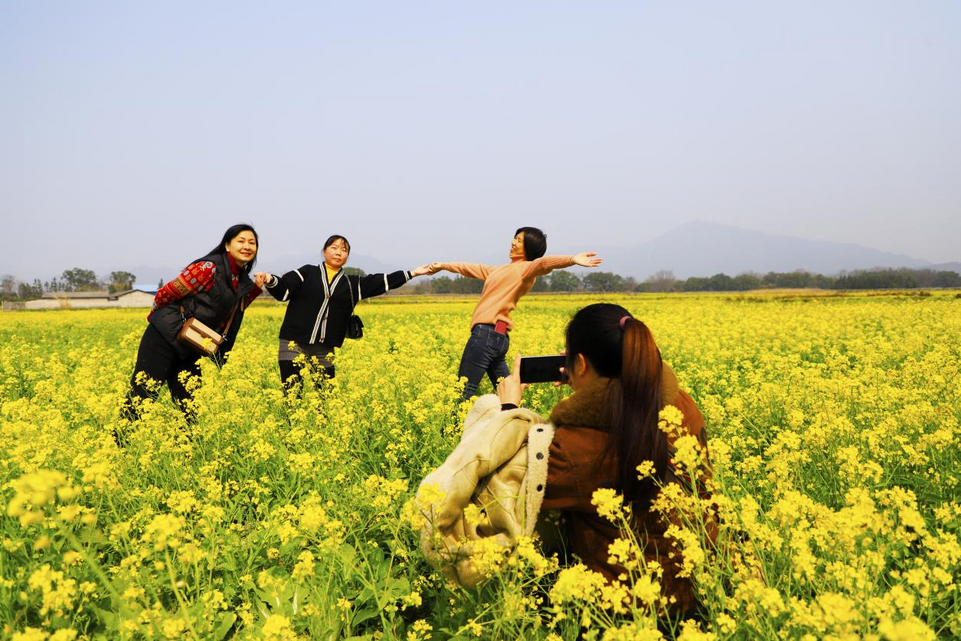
2, 292, 959, 640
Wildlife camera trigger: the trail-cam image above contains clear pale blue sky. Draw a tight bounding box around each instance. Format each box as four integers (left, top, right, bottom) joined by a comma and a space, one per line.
2, 2, 959, 280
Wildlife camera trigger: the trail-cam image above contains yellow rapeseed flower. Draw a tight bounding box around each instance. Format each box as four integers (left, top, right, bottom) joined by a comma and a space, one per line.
591, 488, 628, 523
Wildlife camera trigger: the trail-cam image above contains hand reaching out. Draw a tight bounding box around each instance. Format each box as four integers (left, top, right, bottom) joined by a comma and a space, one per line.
411, 264, 433, 277
253, 272, 271, 288
572, 252, 602, 268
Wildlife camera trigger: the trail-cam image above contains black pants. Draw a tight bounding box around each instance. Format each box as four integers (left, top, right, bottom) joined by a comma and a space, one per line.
122, 324, 203, 420
279, 359, 335, 390
457, 324, 510, 400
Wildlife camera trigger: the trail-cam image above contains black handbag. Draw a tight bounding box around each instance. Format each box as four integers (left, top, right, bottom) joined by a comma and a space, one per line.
347, 314, 364, 340
346, 278, 363, 339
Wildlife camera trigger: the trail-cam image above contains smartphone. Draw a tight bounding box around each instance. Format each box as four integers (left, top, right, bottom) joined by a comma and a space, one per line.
519, 355, 567, 384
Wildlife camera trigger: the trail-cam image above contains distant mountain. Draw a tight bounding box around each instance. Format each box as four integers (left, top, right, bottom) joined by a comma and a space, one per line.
19, 223, 955, 285
562, 221, 937, 280
927, 261, 961, 274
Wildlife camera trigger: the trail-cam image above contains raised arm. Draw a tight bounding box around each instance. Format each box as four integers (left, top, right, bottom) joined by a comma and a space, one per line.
571, 252, 603, 268
354, 269, 414, 301
430, 262, 493, 280
522, 252, 602, 279
258, 267, 310, 302
241, 284, 263, 310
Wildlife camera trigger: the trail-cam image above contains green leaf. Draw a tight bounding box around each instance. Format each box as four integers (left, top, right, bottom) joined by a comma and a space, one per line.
351, 606, 380, 626
92, 605, 117, 628
213, 612, 237, 641
384, 577, 410, 598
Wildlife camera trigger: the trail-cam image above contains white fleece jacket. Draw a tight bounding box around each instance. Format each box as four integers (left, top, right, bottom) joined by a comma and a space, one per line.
417, 394, 555, 588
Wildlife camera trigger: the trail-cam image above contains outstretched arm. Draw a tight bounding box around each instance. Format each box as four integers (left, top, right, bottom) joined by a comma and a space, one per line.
571, 252, 602, 268
524, 252, 603, 278
256, 267, 309, 302
355, 269, 415, 301
429, 262, 492, 280
242, 281, 264, 310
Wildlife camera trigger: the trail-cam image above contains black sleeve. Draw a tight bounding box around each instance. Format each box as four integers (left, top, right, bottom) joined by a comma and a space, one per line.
264, 265, 311, 302
355, 270, 413, 301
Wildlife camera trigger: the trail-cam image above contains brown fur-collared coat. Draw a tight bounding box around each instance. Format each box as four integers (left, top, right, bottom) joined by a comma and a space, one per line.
543, 367, 716, 614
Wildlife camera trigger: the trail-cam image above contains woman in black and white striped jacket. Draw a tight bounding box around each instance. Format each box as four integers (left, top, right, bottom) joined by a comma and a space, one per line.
255, 235, 431, 385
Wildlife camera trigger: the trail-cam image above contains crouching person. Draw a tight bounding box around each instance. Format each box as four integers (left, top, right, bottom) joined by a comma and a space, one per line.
414, 303, 717, 628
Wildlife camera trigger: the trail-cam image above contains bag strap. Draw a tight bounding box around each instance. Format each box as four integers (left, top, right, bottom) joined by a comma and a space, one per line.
213, 252, 240, 336
221, 299, 240, 337
179, 301, 239, 337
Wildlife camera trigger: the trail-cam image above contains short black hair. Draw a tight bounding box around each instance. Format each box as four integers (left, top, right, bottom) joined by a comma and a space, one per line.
515, 227, 547, 260
323, 235, 351, 254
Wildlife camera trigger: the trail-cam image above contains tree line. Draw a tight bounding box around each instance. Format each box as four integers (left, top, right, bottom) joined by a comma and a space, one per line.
2, 265, 959, 302
407, 267, 961, 295
0, 268, 372, 302
0, 270, 141, 301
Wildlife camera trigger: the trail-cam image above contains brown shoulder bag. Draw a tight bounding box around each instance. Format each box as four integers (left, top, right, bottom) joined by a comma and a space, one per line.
177, 303, 238, 355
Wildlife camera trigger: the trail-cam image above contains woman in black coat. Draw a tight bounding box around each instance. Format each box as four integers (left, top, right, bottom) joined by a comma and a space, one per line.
255, 234, 429, 386
123, 223, 266, 421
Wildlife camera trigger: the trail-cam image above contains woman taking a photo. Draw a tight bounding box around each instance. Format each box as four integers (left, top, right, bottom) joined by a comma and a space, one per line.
428, 226, 602, 401
255, 234, 430, 386
123, 223, 265, 421
496, 303, 716, 619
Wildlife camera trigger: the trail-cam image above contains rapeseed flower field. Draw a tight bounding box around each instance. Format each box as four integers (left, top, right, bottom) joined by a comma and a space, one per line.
1, 292, 959, 639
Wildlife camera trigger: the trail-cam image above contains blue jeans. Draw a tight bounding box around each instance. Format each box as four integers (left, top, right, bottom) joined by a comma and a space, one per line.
457, 324, 510, 400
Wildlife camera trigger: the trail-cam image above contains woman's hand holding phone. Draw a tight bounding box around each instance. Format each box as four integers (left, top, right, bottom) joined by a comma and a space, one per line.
519, 355, 567, 384
497, 355, 528, 407
554, 349, 568, 388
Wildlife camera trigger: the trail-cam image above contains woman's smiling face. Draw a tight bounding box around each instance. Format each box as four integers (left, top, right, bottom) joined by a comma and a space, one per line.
225, 230, 258, 265
324, 238, 350, 269
510, 232, 525, 260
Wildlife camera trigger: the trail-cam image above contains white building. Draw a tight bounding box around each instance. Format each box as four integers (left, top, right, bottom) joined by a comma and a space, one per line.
20, 289, 157, 310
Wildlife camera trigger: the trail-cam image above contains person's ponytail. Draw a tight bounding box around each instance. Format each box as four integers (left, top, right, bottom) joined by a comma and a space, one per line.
567, 304, 669, 507
613, 318, 667, 504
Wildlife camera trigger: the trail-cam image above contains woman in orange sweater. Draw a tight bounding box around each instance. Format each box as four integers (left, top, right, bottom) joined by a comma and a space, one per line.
429, 227, 601, 400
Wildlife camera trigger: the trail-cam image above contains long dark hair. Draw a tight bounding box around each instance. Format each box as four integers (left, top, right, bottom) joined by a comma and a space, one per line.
206, 223, 259, 273
565, 303, 666, 505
